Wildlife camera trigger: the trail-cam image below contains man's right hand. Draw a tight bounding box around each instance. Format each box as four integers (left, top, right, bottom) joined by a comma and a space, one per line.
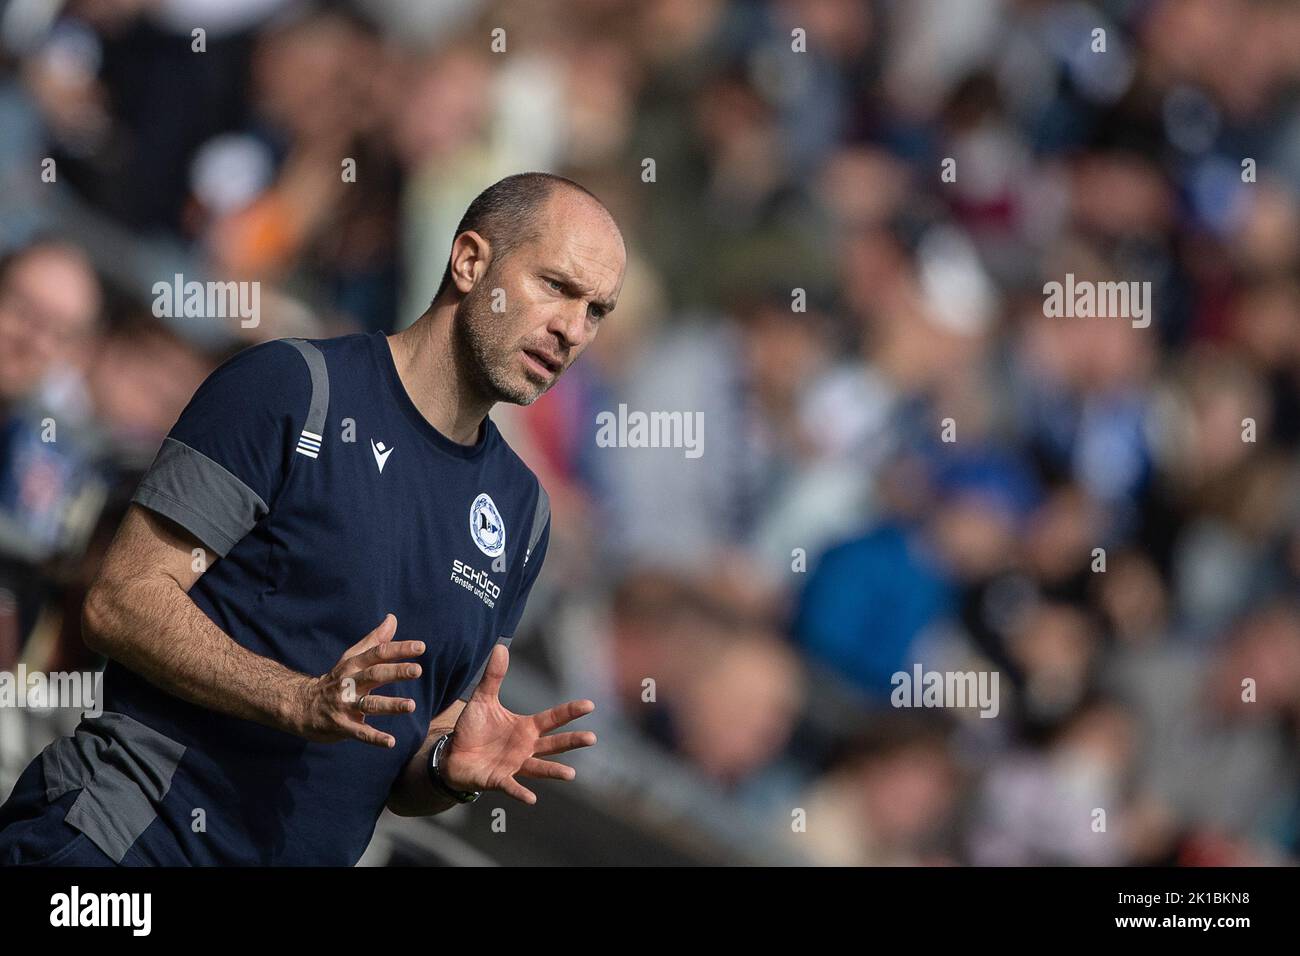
290, 614, 425, 748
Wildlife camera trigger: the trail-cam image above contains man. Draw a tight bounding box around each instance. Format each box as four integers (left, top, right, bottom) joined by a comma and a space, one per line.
0, 172, 625, 865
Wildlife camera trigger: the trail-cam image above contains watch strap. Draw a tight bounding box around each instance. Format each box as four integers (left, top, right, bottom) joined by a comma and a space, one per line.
427, 732, 481, 804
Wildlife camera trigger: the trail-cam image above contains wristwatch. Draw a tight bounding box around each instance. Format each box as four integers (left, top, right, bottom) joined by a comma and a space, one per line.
427, 731, 481, 804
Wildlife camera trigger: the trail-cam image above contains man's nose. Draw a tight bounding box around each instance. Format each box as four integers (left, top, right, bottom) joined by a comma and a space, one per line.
549, 303, 587, 349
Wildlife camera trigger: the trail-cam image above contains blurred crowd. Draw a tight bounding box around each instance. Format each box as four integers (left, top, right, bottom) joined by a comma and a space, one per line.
3, 0, 1300, 865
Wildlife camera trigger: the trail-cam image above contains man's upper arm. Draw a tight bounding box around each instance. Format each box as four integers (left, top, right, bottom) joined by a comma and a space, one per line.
131, 339, 321, 560
101, 504, 211, 594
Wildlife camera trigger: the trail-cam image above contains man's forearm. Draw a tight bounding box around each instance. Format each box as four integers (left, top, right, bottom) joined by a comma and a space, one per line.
386, 723, 461, 816
83, 572, 308, 735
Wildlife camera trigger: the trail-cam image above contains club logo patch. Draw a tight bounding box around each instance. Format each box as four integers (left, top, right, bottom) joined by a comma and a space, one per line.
470, 492, 505, 558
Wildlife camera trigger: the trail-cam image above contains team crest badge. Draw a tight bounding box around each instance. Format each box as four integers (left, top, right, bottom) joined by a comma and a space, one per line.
470, 493, 505, 558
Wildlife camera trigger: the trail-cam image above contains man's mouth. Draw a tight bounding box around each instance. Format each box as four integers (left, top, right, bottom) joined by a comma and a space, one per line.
522, 348, 562, 377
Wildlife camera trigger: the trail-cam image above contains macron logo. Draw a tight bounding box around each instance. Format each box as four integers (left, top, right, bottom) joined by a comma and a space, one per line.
371, 439, 394, 473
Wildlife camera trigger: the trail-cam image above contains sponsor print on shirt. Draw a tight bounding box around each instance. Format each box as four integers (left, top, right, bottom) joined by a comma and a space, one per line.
451, 492, 507, 608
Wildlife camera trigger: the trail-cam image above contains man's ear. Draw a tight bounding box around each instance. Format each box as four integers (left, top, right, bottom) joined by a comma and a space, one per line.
449, 230, 491, 296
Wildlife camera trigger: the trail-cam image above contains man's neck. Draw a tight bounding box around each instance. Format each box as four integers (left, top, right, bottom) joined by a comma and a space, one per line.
386, 307, 492, 446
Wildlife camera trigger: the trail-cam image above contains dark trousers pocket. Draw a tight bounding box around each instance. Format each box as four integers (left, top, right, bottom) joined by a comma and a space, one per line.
0, 758, 111, 866
28, 830, 115, 867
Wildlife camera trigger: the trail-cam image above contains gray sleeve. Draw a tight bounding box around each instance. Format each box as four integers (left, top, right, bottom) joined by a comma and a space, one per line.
524, 484, 550, 567
131, 437, 269, 558
130, 337, 326, 558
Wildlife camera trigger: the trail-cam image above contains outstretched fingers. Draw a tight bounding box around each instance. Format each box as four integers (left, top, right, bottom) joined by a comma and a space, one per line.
519, 757, 577, 781
350, 723, 397, 749
500, 776, 537, 805
471, 643, 511, 702
354, 694, 416, 716
348, 640, 426, 675
343, 613, 397, 658
532, 699, 595, 735
533, 731, 597, 756
353, 661, 423, 691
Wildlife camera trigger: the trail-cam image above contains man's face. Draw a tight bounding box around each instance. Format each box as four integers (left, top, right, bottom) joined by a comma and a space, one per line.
0, 247, 101, 404
454, 191, 626, 406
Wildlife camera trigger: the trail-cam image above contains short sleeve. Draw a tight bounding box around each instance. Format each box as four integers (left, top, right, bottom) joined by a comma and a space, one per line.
456, 486, 551, 702
131, 339, 317, 557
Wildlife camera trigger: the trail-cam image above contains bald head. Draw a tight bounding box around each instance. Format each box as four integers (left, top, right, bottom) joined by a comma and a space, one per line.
434, 172, 622, 304
429, 172, 626, 408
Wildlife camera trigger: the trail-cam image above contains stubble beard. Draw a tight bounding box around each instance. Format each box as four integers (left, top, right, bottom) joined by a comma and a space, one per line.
452, 278, 545, 407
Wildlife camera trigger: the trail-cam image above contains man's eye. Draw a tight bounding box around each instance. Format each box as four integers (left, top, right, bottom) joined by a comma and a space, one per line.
545, 277, 564, 292
588, 305, 606, 320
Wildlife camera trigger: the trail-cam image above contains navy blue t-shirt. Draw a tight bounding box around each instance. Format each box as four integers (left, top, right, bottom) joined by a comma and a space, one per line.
95, 331, 551, 865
